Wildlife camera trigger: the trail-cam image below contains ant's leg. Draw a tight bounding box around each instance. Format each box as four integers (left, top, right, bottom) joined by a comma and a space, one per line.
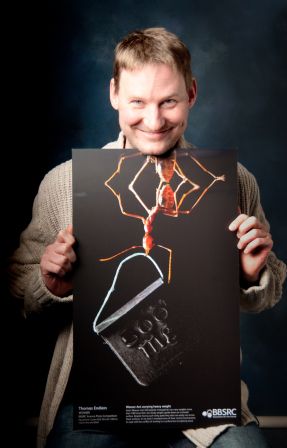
99, 245, 142, 262
105, 154, 146, 222
189, 155, 226, 182
157, 245, 172, 284
172, 163, 199, 215
174, 158, 225, 213
128, 157, 151, 214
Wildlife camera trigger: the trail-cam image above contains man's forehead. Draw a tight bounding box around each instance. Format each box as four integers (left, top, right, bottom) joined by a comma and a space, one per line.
119, 63, 180, 79
117, 64, 186, 95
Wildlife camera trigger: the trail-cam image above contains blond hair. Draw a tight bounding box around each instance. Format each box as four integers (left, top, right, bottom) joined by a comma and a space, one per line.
113, 27, 193, 92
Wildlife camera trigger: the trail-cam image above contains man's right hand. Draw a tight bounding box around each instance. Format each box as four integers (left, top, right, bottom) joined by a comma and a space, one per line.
40, 224, 76, 297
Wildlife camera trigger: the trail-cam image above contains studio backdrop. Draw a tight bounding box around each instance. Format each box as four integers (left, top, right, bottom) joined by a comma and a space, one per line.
5, 0, 287, 426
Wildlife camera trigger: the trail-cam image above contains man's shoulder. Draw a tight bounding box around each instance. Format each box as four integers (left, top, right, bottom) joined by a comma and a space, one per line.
237, 161, 260, 210
237, 161, 257, 186
40, 159, 72, 191
45, 159, 72, 177
102, 141, 120, 149
102, 132, 125, 149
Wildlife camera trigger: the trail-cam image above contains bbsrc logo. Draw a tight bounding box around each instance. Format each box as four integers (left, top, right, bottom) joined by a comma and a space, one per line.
202, 408, 237, 419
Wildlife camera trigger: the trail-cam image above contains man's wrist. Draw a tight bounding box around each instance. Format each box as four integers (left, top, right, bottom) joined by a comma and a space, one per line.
240, 271, 260, 289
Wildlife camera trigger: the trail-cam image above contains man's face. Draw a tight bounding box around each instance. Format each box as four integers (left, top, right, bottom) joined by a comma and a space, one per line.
110, 63, 197, 155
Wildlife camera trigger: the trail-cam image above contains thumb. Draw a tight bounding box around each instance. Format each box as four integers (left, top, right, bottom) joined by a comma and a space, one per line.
66, 224, 73, 234
55, 225, 74, 243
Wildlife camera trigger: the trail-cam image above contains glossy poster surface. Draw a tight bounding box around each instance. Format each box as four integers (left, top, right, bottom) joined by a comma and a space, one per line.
72, 147, 241, 430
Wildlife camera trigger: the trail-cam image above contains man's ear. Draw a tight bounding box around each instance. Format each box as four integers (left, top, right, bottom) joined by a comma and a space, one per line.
110, 78, 119, 110
188, 78, 197, 109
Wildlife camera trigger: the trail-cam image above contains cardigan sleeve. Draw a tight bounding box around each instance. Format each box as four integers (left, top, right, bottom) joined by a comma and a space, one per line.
8, 161, 73, 316
237, 163, 286, 312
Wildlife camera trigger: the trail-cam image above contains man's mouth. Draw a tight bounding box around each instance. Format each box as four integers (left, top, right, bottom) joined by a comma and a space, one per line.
136, 128, 172, 136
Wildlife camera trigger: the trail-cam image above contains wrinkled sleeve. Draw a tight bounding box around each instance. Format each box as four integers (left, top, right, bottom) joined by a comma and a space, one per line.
8, 165, 73, 316
238, 163, 287, 312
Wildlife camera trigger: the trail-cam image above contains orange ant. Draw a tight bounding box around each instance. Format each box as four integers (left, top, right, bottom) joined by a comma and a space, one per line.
100, 149, 225, 283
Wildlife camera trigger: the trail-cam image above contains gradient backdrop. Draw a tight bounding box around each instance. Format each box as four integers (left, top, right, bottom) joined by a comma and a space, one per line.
3, 0, 287, 425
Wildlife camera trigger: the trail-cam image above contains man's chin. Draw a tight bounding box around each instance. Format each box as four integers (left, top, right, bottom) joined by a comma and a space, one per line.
137, 147, 171, 156
131, 139, 177, 156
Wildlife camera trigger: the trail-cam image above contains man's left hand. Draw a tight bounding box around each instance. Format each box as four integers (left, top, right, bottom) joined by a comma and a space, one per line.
229, 213, 273, 284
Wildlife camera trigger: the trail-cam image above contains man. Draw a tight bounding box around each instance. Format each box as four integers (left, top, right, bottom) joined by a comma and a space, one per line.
9, 27, 286, 448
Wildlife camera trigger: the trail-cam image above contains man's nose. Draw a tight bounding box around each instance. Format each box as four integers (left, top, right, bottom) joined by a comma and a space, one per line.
143, 105, 165, 131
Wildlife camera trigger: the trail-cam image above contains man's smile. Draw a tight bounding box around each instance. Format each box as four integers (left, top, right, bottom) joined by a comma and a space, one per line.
135, 127, 173, 136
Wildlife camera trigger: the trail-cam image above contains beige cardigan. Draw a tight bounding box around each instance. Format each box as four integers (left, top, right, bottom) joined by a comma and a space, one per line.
9, 133, 287, 448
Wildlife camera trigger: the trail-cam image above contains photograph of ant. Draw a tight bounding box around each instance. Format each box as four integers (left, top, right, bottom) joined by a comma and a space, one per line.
99, 149, 225, 283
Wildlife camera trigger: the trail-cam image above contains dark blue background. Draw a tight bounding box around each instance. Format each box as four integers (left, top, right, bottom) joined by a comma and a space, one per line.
4, 0, 287, 422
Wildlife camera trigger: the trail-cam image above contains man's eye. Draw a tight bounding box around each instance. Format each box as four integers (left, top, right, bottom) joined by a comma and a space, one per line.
130, 100, 143, 105
162, 99, 177, 107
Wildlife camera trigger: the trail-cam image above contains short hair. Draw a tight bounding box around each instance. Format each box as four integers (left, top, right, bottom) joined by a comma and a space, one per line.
113, 27, 193, 92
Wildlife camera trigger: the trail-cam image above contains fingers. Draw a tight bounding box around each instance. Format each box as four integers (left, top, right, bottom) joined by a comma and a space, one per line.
55, 226, 75, 245
240, 234, 273, 255
229, 214, 257, 231
51, 239, 77, 263
229, 213, 273, 254
40, 225, 76, 277
41, 245, 75, 277
229, 213, 273, 283
54, 226, 76, 264
237, 228, 273, 253
40, 255, 73, 277
229, 214, 266, 234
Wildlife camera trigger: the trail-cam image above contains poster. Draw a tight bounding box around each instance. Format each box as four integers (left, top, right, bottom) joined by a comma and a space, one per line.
72, 147, 241, 430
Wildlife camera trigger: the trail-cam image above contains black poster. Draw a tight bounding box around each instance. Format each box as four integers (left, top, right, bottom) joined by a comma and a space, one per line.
72, 147, 241, 430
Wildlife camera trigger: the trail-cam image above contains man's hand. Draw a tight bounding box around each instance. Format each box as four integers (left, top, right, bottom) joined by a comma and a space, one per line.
40, 224, 76, 297
229, 214, 273, 285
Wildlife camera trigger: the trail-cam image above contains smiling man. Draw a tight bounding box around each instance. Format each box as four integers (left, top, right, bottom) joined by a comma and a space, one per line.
9, 27, 286, 448
110, 63, 197, 155
110, 28, 197, 156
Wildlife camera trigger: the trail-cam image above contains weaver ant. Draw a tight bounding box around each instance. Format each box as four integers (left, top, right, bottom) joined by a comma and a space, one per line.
99, 149, 225, 283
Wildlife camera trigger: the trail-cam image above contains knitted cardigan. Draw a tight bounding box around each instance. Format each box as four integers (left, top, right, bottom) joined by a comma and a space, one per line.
9, 133, 287, 448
